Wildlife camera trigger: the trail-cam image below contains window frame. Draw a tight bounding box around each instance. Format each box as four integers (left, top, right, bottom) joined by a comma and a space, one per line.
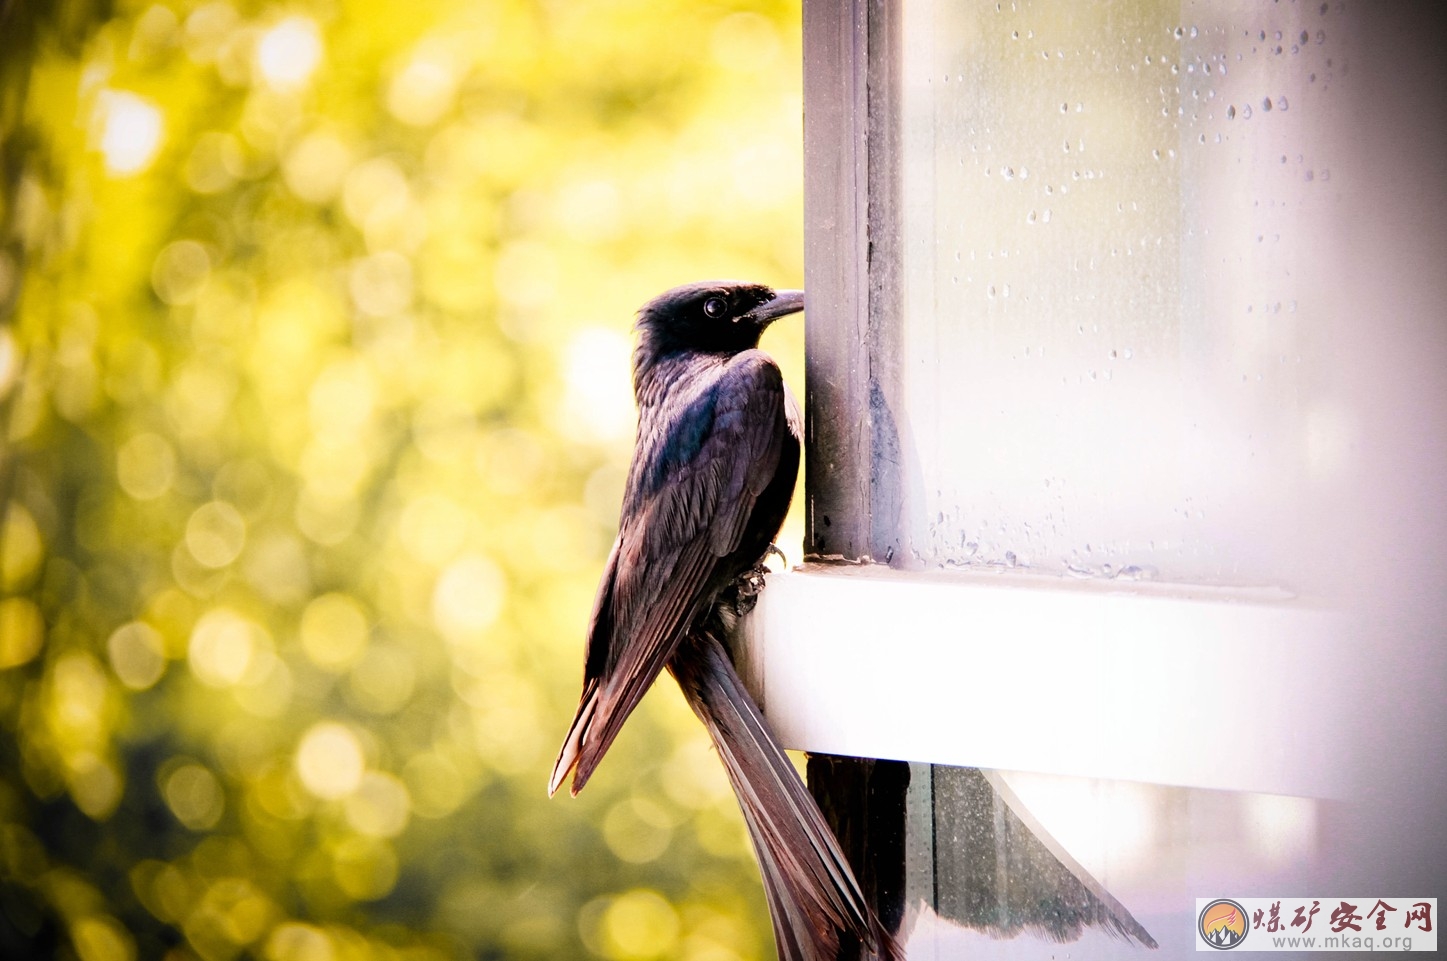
763, 0, 1356, 800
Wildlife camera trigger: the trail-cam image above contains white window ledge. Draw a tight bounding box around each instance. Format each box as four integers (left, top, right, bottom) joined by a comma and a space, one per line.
738, 564, 1352, 799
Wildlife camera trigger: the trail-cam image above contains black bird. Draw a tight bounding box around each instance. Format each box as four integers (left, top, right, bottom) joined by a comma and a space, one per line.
550, 282, 899, 961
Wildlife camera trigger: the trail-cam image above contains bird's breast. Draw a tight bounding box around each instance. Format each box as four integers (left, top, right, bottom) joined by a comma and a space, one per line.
783, 383, 802, 441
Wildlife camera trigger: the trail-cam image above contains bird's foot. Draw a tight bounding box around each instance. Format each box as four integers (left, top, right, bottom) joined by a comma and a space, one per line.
725, 546, 789, 616
730, 564, 770, 615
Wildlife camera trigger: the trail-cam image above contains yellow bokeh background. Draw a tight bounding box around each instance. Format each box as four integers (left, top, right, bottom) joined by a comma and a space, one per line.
0, 1, 806, 957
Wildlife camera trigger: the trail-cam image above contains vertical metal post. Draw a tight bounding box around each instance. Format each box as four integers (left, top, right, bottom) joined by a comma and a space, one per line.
801, 2, 911, 954
802, 0, 905, 567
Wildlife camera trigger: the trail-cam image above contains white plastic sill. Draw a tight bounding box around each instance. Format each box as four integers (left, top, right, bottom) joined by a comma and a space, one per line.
737, 563, 1352, 799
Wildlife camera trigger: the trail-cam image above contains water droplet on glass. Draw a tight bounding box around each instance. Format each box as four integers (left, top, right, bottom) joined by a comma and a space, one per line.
1242, 104, 1253, 119
1190, 25, 1199, 38
1004, 551, 1018, 568
1277, 95, 1288, 111
1261, 96, 1272, 111
1227, 104, 1236, 119
1173, 26, 1184, 39
1316, 29, 1326, 44
1003, 166, 1014, 180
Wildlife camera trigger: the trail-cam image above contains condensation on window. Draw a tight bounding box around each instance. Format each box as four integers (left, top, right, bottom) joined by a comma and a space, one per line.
896, 0, 1355, 593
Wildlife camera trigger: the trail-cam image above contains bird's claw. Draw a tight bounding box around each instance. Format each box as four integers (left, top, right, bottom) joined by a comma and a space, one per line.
729, 564, 770, 615
727, 546, 788, 616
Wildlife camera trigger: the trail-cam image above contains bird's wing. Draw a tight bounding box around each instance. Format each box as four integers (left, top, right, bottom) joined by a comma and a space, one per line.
550, 351, 789, 796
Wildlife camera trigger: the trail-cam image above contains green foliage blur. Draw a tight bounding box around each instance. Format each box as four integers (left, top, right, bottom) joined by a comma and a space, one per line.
0, 0, 806, 958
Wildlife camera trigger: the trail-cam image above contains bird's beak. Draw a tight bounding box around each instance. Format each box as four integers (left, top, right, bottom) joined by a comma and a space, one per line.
741, 289, 805, 327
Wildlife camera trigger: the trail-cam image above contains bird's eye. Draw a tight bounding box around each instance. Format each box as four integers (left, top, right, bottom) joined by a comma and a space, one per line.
702, 296, 728, 319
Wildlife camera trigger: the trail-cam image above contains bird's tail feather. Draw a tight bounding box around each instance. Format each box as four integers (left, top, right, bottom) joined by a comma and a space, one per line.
548, 681, 597, 797
670, 623, 902, 961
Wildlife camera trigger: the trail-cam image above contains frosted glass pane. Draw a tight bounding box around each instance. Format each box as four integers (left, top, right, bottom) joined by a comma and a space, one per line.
897, 0, 1355, 591
902, 765, 1328, 958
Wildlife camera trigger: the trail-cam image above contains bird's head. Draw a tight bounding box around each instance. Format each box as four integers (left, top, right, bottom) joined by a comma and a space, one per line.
634, 281, 805, 358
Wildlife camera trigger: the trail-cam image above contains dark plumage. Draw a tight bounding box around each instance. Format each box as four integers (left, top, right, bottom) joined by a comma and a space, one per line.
550, 282, 898, 961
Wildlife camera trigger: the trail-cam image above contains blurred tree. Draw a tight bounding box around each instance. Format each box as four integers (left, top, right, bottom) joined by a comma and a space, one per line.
0, 2, 806, 959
